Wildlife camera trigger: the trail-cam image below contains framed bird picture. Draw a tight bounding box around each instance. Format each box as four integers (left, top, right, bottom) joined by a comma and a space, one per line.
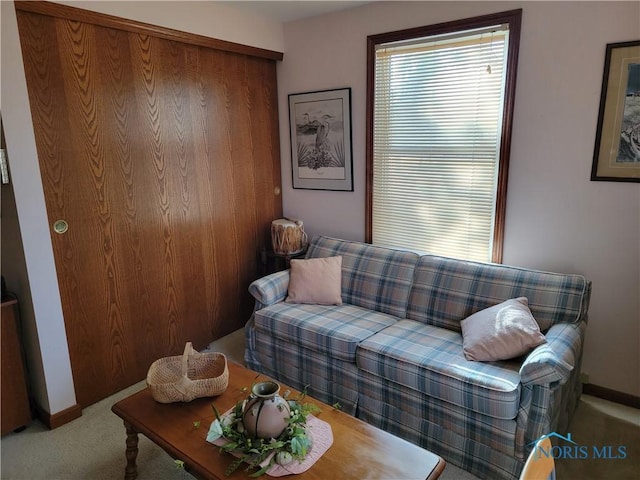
288, 88, 353, 191
591, 40, 640, 182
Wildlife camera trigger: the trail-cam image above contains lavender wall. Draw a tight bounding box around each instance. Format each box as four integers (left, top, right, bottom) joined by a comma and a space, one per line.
278, 1, 640, 396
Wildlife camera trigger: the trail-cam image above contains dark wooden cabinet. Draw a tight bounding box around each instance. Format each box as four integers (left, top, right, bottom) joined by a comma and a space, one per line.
258, 247, 308, 277
1, 299, 31, 435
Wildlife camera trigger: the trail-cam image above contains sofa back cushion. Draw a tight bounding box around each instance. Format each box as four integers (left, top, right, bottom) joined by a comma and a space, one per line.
407, 255, 590, 332
306, 236, 419, 318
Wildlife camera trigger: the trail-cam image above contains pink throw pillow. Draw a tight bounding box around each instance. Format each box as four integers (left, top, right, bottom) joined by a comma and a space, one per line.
285, 256, 343, 305
460, 297, 546, 361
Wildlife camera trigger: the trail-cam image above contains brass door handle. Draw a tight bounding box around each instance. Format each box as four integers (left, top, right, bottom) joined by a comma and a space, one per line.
53, 219, 69, 234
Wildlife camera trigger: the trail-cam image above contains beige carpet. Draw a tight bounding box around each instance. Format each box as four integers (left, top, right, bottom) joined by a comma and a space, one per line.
555, 394, 640, 479
1, 329, 637, 480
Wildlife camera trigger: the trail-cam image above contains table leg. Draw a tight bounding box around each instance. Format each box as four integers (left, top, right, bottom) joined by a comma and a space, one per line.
123, 420, 139, 480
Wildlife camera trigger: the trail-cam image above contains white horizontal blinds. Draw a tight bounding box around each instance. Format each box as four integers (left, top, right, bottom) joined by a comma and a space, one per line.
373, 27, 509, 262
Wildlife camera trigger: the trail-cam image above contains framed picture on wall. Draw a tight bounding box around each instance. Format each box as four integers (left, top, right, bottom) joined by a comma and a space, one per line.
288, 88, 353, 191
591, 40, 640, 182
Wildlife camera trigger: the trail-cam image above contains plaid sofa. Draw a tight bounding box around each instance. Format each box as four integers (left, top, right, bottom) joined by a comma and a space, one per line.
245, 236, 591, 480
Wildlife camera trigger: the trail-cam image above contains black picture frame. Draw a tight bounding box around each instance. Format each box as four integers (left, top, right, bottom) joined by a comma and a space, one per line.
288, 88, 353, 191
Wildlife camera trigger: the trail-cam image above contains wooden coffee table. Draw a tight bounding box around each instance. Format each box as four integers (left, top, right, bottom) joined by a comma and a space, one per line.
112, 362, 445, 479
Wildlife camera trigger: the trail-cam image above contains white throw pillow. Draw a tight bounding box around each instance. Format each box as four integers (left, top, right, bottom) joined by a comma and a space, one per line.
460, 297, 546, 362
285, 256, 343, 305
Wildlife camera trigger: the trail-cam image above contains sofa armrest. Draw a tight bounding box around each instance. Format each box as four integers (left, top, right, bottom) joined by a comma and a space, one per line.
248, 270, 290, 308
519, 321, 585, 386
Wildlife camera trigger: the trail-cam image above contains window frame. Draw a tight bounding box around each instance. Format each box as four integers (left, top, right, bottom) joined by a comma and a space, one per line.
365, 9, 522, 263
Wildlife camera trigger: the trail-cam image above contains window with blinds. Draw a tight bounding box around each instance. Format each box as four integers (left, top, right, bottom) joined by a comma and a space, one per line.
367, 11, 521, 263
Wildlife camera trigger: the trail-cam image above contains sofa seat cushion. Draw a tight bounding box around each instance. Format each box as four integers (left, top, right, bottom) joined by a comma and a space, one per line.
357, 320, 522, 419
254, 302, 398, 362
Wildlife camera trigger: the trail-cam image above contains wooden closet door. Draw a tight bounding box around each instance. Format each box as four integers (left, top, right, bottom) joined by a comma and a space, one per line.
17, 8, 282, 406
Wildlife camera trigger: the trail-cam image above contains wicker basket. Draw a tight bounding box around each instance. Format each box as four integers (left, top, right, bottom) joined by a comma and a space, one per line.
146, 342, 229, 403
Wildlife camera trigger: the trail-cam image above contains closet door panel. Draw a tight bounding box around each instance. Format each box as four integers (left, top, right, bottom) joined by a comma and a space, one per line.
17, 8, 281, 406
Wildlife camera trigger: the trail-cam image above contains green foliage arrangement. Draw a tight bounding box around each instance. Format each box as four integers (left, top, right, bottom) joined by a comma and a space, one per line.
209, 388, 320, 477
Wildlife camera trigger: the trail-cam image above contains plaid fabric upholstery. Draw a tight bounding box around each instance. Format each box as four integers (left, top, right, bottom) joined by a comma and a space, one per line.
517, 383, 554, 458
358, 370, 518, 455
407, 255, 589, 331
357, 396, 524, 480
254, 302, 397, 362
244, 315, 260, 368
519, 321, 586, 385
249, 270, 290, 308
516, 320, 588, 461
306, 236, 419, 318
251, 326, 359, 415
244, 237, 591, 480
558, 337, 585, 433
357, 320, 521, 419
